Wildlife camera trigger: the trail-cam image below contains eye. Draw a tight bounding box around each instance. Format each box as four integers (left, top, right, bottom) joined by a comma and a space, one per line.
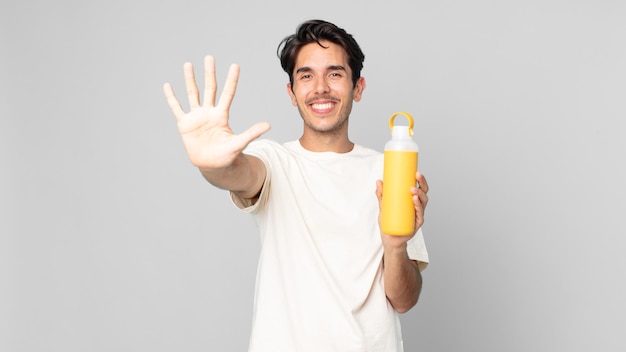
329, 72, 342, 78
300, 74, 312, 80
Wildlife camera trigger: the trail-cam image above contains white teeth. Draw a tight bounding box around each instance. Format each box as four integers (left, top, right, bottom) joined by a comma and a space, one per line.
312, 103, 333, 110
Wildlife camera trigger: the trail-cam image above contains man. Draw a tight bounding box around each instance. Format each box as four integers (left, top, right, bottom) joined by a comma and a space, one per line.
163, 19, 429, 352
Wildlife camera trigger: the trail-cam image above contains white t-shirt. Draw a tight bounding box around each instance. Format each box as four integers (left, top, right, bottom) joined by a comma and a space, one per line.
231, 140, 429, 352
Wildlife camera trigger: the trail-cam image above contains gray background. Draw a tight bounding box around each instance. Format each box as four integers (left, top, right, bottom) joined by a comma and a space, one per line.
2, 0, 625, 351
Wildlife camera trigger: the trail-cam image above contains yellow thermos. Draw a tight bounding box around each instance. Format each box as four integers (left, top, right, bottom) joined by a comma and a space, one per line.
381, 112, 419, 236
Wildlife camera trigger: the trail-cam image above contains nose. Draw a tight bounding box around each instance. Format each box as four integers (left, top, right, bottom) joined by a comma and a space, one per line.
314, 76, 330, 94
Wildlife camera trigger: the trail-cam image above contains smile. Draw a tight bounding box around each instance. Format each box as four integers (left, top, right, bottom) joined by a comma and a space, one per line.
311, 102, 334, 110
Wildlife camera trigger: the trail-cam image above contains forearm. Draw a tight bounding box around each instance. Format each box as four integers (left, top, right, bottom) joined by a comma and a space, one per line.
200, 153, 265, 199
383, 243, 422, 314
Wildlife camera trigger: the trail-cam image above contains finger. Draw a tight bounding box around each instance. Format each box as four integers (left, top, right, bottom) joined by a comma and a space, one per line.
183, 62, 201, 109
413, 193, 425, 228
416, 171, 429, 193
163, 83, 185, 121
418, 190, 429, 211
203, 55, 217, 107
375, 180, 383, 211
410, 182, 429, 208
232, 121, 271, 151
217, 63, 240, 111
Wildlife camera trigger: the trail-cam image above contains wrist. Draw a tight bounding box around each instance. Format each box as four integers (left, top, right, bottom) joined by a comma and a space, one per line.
383, 240, 408, 257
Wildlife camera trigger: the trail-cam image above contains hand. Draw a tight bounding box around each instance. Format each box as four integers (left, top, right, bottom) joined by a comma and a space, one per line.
163, 55, 270, 169
376, 171, 429, 248
410, 171, 429, 230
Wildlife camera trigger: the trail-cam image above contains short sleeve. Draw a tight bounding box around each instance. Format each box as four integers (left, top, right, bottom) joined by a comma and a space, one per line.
407, 228, 429, 271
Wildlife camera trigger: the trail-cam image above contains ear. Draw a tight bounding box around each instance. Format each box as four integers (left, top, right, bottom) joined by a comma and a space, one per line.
353, 77, 366, 102
287, 82, 297, 106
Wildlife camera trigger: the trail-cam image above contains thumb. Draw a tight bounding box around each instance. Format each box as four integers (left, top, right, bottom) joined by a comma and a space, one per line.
234, 122, 271, 150
375, 180, 383, 211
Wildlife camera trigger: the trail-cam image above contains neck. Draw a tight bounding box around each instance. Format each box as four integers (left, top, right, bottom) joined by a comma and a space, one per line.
299, 131, 354, 153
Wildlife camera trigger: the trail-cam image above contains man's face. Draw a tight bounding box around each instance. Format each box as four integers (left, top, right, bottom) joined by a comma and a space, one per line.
287, 40, 365, 135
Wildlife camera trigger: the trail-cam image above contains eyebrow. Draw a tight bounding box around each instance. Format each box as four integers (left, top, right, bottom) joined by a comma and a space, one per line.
295, 65, 347, 74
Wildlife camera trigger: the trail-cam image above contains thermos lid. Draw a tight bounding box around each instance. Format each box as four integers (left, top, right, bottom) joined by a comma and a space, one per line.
389, 112, 414, 137
392, 125, 411, 139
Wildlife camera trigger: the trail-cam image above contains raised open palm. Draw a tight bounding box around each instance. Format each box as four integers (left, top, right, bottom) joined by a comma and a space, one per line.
163, 55, 270, 169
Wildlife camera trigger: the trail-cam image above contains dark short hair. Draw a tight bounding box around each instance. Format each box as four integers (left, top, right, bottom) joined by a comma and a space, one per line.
277, 19, 365, 88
